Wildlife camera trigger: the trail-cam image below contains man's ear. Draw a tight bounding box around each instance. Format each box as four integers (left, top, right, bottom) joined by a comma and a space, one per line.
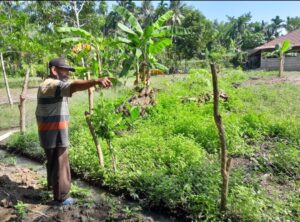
51, 66, 58, 77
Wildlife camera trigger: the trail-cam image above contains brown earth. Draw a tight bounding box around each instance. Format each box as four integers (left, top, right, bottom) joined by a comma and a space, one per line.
0, 88, 37, 105
0, 163, 153, 222
243, 74, 300, 86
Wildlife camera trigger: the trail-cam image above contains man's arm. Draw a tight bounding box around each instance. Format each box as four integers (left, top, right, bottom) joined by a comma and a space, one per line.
70, 77, 112, 95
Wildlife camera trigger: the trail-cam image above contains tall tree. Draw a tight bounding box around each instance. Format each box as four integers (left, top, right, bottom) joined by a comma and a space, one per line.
138, 0, 155, 27
285, 16, 300, 32
270, 15, 284, 37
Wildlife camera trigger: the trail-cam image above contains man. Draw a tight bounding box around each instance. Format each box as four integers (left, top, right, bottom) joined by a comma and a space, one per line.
35, 57, 112, 205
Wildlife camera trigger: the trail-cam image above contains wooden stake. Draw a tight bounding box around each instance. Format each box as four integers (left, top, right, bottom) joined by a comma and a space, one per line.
1, 52, 13, 107
19, 69, 30, 134
87, 72, 94, 114
85, 111, 104, 167
210, 63, 232, 212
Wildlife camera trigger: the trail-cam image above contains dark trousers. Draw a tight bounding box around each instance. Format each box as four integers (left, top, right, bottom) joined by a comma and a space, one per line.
44, 147, 71, 202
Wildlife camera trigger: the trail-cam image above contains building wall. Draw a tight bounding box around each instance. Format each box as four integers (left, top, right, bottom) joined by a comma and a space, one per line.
261, 57, 300, 71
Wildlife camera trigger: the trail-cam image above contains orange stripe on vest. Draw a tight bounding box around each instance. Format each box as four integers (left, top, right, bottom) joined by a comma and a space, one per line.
38, 121, 69, 131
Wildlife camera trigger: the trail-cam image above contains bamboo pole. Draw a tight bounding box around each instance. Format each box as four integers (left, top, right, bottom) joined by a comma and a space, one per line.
210, 63, 232, 212
19, 69, 30, 134
85, 111, 104, 167
1, 52, 13, 107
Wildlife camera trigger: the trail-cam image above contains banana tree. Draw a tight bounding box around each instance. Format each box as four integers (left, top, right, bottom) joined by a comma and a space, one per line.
58, 27, 114, 77
274, 40, 292, 77
115, 5, 174, 86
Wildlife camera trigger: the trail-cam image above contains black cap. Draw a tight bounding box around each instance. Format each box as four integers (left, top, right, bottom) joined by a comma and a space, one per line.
48, 57, 75, 72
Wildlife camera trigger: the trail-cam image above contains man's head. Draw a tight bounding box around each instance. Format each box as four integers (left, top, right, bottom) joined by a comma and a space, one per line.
49, 57, 75, 81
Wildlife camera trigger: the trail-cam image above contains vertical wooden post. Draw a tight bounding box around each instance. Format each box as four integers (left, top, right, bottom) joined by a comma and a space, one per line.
19, 69, 30, 134
1, 53, 13, 107
210, 63, 232, 212
87, 72, 94, 114
85, 111, 104, 167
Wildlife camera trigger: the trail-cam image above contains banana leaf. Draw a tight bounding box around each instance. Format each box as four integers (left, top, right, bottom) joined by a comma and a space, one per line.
114, 6, 143, 35
57, 27, 92, 39
119, 55, 135, 77
149, 39, 172, 54
117, 23, 137, 36
153, 10, 173, 29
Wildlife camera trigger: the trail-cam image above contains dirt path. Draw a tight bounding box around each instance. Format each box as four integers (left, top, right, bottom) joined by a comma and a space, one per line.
0, 88, 37, 105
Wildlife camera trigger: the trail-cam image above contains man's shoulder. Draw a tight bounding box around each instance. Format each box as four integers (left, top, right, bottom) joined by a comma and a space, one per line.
39, 78, 59, 88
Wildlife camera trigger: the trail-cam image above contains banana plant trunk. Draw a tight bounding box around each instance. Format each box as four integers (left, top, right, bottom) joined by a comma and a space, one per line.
210, 63, 232, 212
1, 53, 13, 107
96, 52, 102, 77
19, 69, 30, 134
279, 54, 285, 77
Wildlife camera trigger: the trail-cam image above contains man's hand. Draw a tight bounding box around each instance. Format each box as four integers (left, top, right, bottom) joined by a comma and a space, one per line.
96, 77, 113, 88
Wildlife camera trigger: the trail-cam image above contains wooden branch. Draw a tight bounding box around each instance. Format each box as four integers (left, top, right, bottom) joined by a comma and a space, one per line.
87, 72, 94, 114
210, 63, 231, 212
19, 69, 30, 134
85, 111, 104, 167
107, 140, 117, 173
1, 52, 13, 107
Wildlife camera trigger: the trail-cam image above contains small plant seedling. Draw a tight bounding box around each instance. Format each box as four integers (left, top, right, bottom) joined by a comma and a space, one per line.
15, 201, 28, 220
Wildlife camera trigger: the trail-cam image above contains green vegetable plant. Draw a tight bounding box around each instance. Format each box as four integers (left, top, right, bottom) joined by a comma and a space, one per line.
15, 201, 28, 220
92, 96, 140, 172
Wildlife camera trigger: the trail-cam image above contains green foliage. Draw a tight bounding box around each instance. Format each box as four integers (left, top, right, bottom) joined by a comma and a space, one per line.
6, 69, 300, 221
70, 182, 91, 199
228, 186, 273, 221
115, 6, 175, 79
15, 201, 28, 220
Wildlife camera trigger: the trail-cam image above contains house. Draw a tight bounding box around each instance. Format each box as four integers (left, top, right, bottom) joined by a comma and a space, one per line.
248, 29, 300, 70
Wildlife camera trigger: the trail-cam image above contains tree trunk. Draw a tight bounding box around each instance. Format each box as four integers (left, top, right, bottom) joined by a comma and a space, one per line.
1, 53, 13, 107
134, 62, 139, 85
96, 52, 102, 77
279, 55, 285, 77
19, 69, 30, 134
85, 112, 104, 167
210, 63, 232, 212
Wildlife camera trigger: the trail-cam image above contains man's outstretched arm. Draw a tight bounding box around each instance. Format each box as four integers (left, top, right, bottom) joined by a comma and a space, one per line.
70, 77, 112, 95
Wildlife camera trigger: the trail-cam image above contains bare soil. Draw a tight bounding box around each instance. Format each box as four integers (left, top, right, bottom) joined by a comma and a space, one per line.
0, 88, 37, 105
0, 163, 153, 222
243, 74, 300, 86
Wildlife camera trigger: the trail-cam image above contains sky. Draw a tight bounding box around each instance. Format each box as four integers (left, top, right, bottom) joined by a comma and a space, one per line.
108, 1, 300, 23
186, 1, 300, 23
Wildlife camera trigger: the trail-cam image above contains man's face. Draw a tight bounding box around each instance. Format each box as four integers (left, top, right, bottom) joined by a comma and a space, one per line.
52, 67, 70, 81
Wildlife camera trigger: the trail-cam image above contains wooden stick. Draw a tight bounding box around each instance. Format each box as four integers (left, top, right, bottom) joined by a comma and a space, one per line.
87, 72, 94, 114
1, 52, 13, 107
210, 63, 231, 212
85, 112, 104, 167
19, 69, 30, 134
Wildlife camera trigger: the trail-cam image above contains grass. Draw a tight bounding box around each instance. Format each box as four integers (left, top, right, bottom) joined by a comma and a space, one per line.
0, 77, 41, 89
5, 69, 300, 221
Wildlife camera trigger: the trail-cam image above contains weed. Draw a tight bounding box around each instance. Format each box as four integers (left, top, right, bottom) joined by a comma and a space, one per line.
15, 201, 28, 220
70, 182, 91, 199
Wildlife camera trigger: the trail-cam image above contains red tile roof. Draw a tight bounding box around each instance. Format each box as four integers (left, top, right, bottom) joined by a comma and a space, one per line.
255, 29, 300, 50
